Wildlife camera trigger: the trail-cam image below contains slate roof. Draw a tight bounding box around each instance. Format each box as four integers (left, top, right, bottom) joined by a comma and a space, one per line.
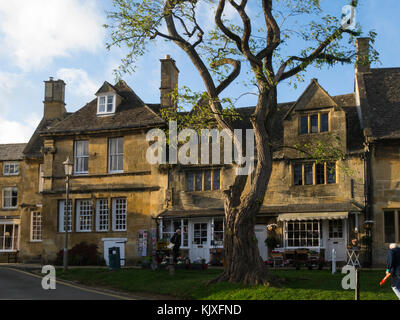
359, 68, 400, 140
0, 143, 27, 161
42, 80, 166, 135
23, 115, 71, 159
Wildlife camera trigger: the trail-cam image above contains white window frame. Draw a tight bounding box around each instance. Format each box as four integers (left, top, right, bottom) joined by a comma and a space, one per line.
284, 220, 321, 248
30, 211, 42, 242
108, 137, 124, 173
2, 187, 18, 209
0, 223, 19, 252
58, 200, 72, 233
159, 219, 189, 249
96, 199, 109, 232
112, 198, 127, 231
74, 140, 89, 175
97, 94, 116, 115
76, 199, 93, 232
3, 162, 19, 176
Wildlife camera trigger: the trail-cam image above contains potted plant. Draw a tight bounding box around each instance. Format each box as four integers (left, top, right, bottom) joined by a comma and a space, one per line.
265, 236, 280, 252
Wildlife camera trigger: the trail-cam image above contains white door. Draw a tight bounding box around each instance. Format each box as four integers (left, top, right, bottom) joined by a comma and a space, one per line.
102, 238, 127, 266
189, 220, 210, 263
326, 220, 346, 261
255, 225, 268, 261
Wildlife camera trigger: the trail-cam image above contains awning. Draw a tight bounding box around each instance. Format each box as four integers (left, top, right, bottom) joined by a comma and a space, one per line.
277, 212, 348, 222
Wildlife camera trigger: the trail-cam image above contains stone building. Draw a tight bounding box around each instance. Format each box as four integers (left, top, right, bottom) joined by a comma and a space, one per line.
356, 63, 400, 266
1, 38, 399, 267
0, 144, 26, 257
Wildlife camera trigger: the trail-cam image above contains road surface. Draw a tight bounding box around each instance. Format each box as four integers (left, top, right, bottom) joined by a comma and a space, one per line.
0, 267, 131, 300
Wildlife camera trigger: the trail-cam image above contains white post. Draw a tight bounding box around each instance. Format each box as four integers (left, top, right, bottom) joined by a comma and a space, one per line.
332, 249, 336, 274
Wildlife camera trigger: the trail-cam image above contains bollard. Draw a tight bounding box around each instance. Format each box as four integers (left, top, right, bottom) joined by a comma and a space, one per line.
332, 249, 336, 274
355, 267, 360, 300
168, 255, 175, 276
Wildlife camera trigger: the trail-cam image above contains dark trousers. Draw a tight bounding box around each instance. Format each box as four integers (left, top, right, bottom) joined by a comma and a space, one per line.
173, 247, 180, 263
392, 275, 400, 300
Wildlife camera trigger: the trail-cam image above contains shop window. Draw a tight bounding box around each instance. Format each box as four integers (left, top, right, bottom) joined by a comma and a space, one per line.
161, 219, 188, 247
285, 220, 320, 247
212, 218, 224, 247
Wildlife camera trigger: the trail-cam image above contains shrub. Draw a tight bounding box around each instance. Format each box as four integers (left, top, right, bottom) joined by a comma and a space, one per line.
265, 236, 280, 250
55, 242, 106, 266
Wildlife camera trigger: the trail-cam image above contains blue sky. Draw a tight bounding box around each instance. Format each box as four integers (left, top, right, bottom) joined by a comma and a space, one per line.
0, 0, 399, 143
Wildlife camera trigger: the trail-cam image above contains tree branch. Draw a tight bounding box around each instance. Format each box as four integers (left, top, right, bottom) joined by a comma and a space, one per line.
276, 29, 359, 82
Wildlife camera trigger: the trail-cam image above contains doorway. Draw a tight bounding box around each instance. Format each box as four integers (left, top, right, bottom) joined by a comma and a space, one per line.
326, 220, 347, 261
189, 220, 210, 263
255, 225, 268, 261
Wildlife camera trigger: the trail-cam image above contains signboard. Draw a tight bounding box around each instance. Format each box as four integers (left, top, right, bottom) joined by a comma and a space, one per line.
138, 230, 148, 257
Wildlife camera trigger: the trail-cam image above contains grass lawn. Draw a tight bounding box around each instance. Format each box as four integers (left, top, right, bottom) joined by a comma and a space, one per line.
57, 268, 397, 300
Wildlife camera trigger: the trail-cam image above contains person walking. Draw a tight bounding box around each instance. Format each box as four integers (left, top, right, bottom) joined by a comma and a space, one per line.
170, 229, 181, 264
386, 243, 400, 299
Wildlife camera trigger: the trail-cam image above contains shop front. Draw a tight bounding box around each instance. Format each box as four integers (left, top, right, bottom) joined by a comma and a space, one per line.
277, 212, 351, 261
159, 216, 269, 264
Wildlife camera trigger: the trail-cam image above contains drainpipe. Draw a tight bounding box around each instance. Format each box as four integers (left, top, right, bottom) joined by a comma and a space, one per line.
363, 140, 374, 267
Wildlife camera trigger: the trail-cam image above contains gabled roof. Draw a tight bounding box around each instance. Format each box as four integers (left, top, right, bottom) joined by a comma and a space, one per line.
95, 81, 118, 96
358, 68, 400, 140
284, 78, 340, 119
42, 80, 166, 135
0, 143, 27, 161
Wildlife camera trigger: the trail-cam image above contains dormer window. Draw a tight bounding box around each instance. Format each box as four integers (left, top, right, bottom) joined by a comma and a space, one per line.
300, 113, 329, 134
97, 94, 116, 115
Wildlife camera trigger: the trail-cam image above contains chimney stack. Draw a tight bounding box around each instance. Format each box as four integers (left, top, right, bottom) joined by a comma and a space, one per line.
356, 38, 370, 73
44, 78, 66, 119
160, 55, 179, 109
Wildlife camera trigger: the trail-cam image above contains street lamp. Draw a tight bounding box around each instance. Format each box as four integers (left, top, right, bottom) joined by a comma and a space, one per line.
63, 157, 73, 272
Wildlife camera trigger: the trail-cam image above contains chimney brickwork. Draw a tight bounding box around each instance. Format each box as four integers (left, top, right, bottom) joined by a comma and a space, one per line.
44, 78, 66, 119
356, 37, 370, 74
160, 55, 179, 109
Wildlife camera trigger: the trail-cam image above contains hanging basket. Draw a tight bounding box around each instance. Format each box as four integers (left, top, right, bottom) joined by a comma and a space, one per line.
267, 224, 278, 232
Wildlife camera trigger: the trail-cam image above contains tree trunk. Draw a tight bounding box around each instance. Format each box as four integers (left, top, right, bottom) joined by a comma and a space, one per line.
217, 207, 272, 285
211, 89, 278, 286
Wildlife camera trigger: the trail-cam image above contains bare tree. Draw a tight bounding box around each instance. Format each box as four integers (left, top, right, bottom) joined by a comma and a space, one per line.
106, 0, 377, 285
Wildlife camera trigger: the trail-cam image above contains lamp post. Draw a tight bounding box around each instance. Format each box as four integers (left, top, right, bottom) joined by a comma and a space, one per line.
63, 157, 73, 272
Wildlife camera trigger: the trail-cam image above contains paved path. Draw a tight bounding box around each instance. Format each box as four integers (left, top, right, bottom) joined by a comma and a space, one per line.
0, 267, 132, 300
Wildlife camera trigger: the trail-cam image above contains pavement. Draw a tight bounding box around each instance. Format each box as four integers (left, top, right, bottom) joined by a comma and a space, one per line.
0, 264, 171, 300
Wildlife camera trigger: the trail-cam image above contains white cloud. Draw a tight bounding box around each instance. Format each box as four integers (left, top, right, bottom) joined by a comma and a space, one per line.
57, 68, 99, 101
0, 114, 41, 144
0, 0, 105, 71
